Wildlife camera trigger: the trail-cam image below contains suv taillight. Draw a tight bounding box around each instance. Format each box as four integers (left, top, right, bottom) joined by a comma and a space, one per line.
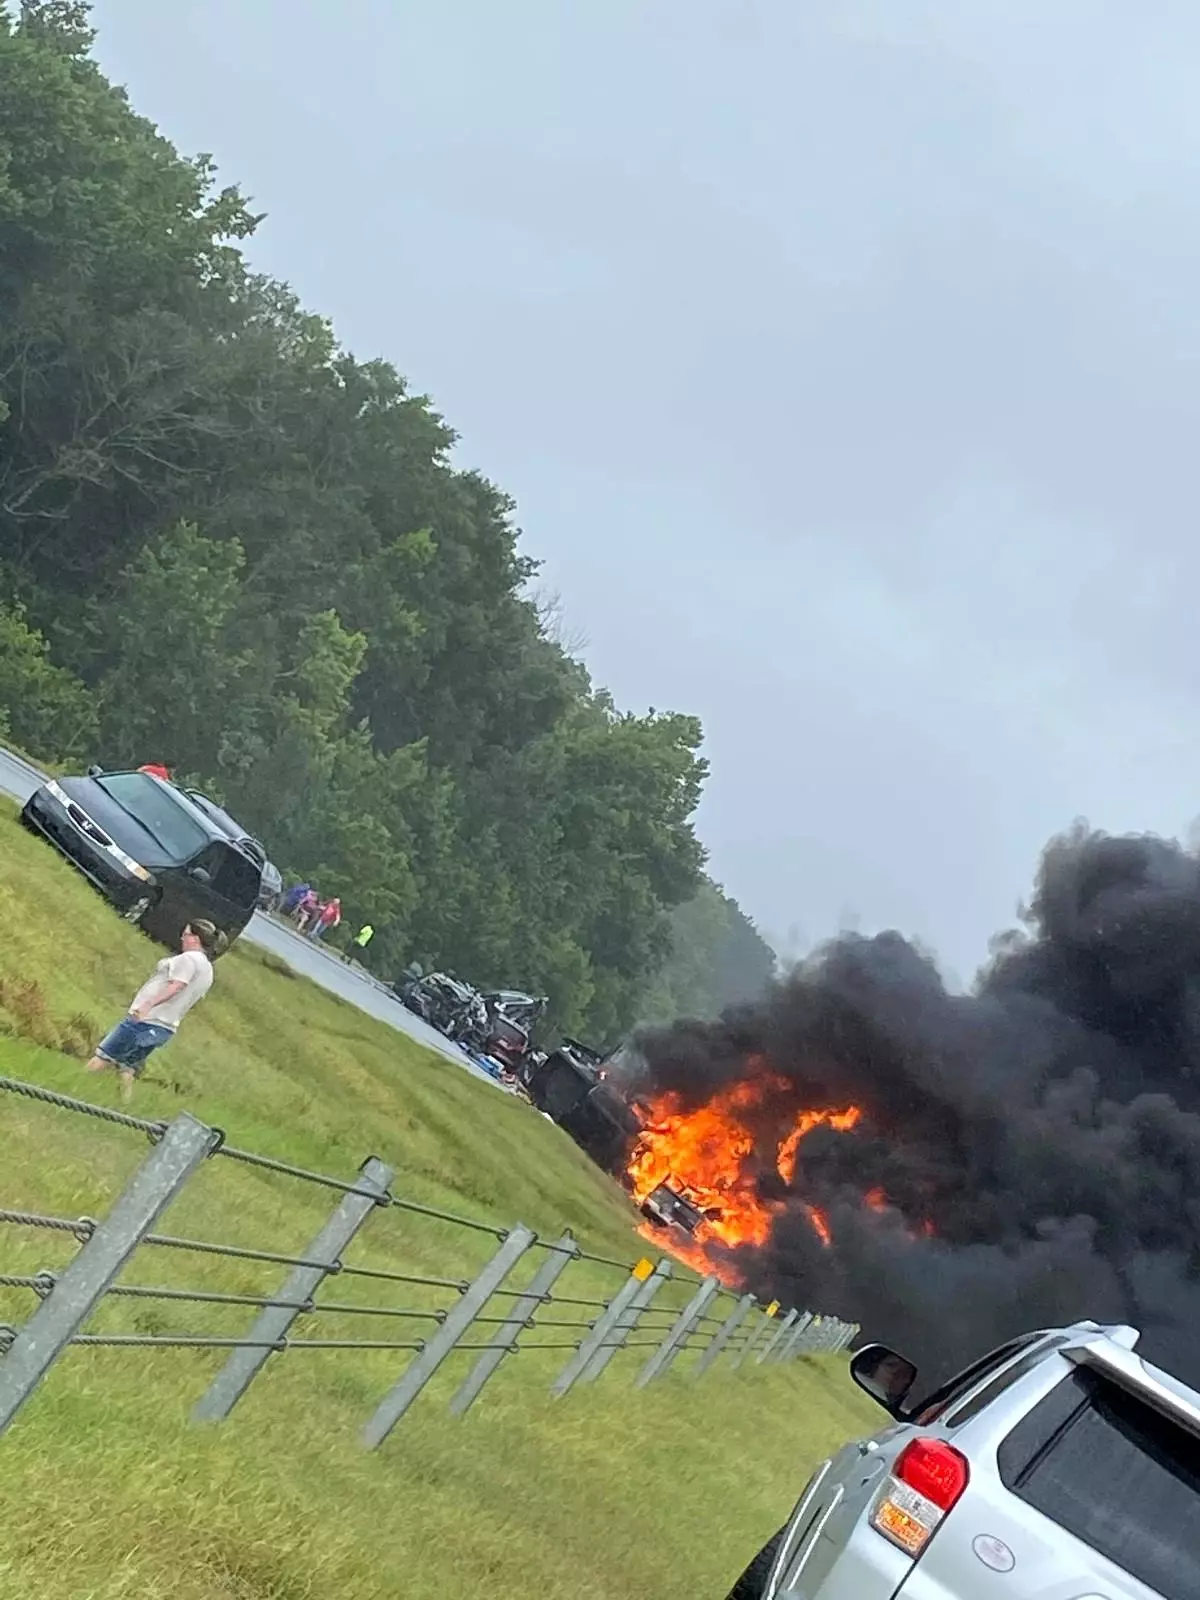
870, 1438, 969, 1558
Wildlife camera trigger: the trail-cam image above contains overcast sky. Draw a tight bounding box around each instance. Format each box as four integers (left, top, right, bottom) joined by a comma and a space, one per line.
90, 0, 1200, 979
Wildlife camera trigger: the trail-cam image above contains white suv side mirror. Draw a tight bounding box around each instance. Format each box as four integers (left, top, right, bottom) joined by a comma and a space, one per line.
851, 1343, 918, 1414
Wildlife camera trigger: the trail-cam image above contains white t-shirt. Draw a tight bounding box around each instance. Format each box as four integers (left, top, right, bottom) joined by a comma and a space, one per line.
129, 950, 214, 1031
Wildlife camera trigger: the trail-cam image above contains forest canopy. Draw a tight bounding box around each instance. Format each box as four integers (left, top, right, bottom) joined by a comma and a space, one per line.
0, 1, 774, 1037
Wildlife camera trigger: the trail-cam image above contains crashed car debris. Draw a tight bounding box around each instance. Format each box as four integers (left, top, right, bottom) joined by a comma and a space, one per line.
639, 1181, 708, 1235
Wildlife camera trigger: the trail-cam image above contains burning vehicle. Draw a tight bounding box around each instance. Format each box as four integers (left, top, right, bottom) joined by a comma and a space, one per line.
522, 1035, 864, 1274
623, 1068, 869, 1279
394, 823, 1200, 1392
639, 1181, 709, 1235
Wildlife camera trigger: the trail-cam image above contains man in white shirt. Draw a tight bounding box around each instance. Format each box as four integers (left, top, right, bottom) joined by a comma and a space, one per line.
86, 920, 225, 1100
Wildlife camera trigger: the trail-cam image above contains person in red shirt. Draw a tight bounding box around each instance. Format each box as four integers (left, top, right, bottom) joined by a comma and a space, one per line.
138, 763, 172, 782
308, 896, 341, 941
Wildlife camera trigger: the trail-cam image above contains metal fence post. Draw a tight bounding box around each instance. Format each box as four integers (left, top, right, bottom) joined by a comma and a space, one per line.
634, 1275, 719, 1388
693, 1291, 754, 1379
449, 1231, 579, 1417
551, 1259, 650, 1399
794, 1314, 817, 1352
779, 1311, 813, 1361
362, 1222, 535, 1448
725, 1302, 763, 1365
551, 1256, 671, 1397
0, 1112, 216, 1437
193, 1154, 393, 1422
758, 1306, 799, 1363
733, 1304, 776, 1370
580, 1256, 671, 1383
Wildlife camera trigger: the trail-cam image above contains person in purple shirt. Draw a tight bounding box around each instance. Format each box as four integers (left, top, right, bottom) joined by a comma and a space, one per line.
280, 881, 311, 917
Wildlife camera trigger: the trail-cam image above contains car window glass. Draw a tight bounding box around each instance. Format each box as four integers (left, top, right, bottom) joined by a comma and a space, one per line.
909, 1333, 1044, 1425
184, 791, 226, 826
186, 791, 266, 861
999, 1368, 1200, 1599
97, 774, 208, 858
944, 1338, 1071, 1428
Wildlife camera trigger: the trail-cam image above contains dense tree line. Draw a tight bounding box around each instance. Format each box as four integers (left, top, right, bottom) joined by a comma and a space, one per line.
0, 2, 774, 1037
639, 882, 777, 1027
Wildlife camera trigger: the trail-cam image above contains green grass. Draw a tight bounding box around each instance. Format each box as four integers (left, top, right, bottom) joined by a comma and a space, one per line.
0, 797, 876, 1599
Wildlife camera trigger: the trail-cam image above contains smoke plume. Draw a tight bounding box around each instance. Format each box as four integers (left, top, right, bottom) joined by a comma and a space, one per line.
629, 822, 1200, 1387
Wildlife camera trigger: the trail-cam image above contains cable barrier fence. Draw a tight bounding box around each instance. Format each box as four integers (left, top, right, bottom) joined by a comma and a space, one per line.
0, 1074, 859, 1449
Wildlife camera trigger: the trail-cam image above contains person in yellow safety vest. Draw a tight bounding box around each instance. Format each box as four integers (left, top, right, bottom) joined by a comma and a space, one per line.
352, 923, 374, 951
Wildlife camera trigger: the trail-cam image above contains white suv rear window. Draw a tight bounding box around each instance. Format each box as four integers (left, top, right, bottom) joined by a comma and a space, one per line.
998, 1368, 1200, 1598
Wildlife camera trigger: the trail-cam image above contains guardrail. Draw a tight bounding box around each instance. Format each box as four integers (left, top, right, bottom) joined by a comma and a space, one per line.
0, 1075, 859, 1448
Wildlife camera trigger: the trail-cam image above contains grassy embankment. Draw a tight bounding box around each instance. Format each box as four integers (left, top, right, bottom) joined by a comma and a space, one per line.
0, 795, 875, 1600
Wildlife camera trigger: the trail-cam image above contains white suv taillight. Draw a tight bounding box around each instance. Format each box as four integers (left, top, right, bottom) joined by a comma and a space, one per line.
870, 1437, 970, 1557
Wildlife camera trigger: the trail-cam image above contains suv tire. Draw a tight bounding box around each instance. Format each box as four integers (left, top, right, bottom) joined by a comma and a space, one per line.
726, 1528, 783, 1599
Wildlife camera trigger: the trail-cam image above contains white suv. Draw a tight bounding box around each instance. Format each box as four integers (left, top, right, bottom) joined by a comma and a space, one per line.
726, 1318, 1200, 1598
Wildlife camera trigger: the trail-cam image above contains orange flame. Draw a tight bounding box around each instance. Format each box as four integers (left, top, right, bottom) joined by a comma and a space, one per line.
777, 1105, 863, 1185
625, 1074, 864, 1274
807, 1205, 832, 1248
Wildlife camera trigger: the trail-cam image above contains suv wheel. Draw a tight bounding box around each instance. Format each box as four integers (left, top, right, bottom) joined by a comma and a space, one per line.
726, 1529, 783, 1600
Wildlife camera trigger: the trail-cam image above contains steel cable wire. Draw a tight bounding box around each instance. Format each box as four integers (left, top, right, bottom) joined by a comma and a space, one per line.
0, 1075, 165, 1137
381, 1195, 505, 1237
0, 1208, 95, 1239
214, 1143, 388, 1198
142, 1231, 337, 1270
70, 1332, 428, 1351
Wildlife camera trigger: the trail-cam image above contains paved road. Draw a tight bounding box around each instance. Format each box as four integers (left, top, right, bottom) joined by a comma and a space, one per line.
0, 746, 501, 1088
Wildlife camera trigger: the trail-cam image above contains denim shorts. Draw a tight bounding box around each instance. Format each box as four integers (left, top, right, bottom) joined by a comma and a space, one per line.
95, 1018, 174, 1075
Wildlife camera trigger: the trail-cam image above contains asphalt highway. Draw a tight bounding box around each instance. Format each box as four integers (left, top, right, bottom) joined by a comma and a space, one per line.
0, 745, 502, 1088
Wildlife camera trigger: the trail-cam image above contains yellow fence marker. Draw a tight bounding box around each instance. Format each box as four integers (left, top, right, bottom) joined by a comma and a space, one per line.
632, 1257, 654, 1282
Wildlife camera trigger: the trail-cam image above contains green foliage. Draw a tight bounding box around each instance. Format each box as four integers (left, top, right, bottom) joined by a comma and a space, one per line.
92, 522, 251, 773
640, 878, 778, 1026
0, 5, 715, 1035
0, 598, 96, 758
14, 2, 94, 56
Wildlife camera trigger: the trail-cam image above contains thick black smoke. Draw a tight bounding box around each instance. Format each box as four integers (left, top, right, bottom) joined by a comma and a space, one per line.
631, 822, 1200, 1388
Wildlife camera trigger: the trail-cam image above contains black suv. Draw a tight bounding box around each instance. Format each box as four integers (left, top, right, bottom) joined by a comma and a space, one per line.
21, 769, 262, 949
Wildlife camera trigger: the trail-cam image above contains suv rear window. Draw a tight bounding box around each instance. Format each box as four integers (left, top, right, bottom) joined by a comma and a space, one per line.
998, 1367, 1200, 1598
